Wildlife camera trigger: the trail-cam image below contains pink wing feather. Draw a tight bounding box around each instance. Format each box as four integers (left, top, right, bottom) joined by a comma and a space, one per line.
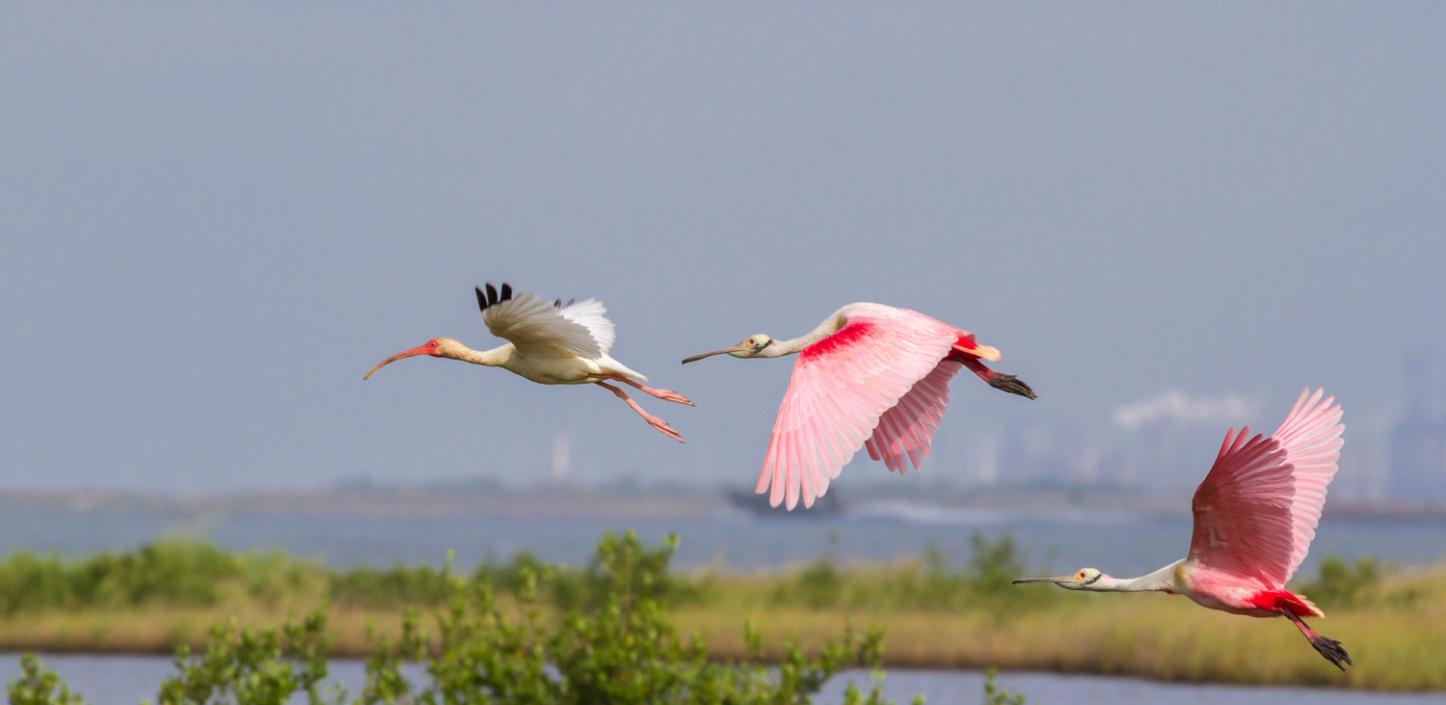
757, 306, 959, 510
1187, 388, 1344, 586
865, 360, 964, 474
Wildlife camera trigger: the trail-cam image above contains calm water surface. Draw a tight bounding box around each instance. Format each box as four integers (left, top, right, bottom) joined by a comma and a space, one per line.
0, 507, 1442, 576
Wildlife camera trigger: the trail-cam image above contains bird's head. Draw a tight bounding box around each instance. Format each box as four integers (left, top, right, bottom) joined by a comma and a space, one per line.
1012, 567, 1106, 591
363, 337, 464, 379
681, 334, 774, 364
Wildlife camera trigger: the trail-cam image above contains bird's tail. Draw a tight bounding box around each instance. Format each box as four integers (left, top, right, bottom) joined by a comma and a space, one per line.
602, 356, 647, 382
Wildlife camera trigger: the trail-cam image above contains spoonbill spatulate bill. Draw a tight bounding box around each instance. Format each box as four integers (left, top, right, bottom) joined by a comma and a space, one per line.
682, 303, 1036, 510
1014, 388, 1351, 670
365, 283, 693, 443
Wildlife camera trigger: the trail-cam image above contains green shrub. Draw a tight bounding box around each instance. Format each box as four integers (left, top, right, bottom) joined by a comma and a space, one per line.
5, 655, 87, 705
328, 562, 452, 608
6, 532, 1042, 705
1295, 555, 1382, 609
0, 539, 248, 614
157, 614, 332, 705
982, 667, 1025, 705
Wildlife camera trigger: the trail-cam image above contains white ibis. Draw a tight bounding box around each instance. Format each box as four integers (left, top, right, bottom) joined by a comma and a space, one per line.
366, 283, 692, 442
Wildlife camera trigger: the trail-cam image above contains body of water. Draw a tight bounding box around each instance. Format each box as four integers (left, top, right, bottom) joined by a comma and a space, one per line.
0, 506, 1442, 577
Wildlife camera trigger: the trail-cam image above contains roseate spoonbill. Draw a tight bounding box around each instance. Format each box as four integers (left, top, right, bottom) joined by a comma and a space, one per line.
681, 303, 1035, 510
365, 283, 692, 443
1014, 388, 1351, 670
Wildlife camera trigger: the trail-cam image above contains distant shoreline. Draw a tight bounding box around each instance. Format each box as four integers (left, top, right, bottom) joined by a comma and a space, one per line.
2, 483, 1444, 522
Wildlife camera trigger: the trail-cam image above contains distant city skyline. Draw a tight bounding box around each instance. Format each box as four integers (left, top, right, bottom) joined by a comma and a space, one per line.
3, 4, 1444, 493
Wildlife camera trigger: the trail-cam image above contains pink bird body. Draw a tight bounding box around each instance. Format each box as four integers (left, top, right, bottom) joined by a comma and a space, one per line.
1015, 389, 1351, 670
682, 303, 1036, 510
365, 283, 693, 443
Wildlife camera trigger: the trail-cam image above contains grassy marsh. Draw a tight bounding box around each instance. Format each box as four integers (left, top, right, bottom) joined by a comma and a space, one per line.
0, 537, 1439, 692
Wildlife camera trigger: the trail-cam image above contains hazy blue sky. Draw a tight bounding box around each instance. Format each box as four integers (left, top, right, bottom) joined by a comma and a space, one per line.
2, 3, 1443, 492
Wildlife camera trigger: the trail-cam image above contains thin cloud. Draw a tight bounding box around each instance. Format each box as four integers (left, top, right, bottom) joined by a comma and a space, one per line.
1112, 391, 1259, 431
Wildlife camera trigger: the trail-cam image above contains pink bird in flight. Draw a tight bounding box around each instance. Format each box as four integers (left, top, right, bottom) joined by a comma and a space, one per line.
365, 283, 693, 443
682, 303, 1035, 510
1014, 388, 1351, 670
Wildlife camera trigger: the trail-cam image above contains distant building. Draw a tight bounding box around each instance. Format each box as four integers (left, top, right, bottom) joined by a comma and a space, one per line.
1389, 349, 1446, 501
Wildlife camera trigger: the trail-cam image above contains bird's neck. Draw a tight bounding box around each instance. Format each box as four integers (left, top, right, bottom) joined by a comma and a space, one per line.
442, 342, 513, 368
1097, 560, 1184, 593
762, 315, 847, 358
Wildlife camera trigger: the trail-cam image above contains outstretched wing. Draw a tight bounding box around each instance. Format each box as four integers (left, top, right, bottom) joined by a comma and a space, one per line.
865, 359, 964, 474
475, 284, 605, 358
758, 307, 958, 510
557, 298, 616, 354
1187, 388, 1344, 586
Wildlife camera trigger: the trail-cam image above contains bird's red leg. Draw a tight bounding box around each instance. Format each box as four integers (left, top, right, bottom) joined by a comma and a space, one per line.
596, 381, 685, 443
612, 376, 695, 406
956, 355, 1037, 400
1283, 610, 1352, 671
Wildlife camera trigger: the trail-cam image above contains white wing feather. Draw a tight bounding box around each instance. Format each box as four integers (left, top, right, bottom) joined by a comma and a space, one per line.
482, 293, 605, 358
558, 299, 616, 354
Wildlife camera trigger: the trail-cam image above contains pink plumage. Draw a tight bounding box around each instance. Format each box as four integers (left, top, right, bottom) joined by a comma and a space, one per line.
1187, 388, 1344, 590
749, 304, 1032, 510
1014, 388, 1352, 671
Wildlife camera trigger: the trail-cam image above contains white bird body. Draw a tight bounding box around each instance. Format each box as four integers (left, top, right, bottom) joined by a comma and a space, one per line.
435, 340, 644, 386
366, 283, 688, 442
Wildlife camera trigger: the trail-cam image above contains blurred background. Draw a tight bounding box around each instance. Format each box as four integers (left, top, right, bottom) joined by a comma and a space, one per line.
2, 3, 1444, 703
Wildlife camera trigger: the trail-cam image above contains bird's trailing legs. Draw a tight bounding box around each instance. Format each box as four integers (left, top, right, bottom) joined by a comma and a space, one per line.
1284, 611, 1352, 671
612, 376, 695, 407
596, 381, 685, 443
959, 356, 1037, 400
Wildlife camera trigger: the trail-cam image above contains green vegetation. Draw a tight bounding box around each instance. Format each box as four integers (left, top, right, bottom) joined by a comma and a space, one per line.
5, 533, 954, 705
767, 535, 1058, 612
6, 656, 85, 705
0, 541, 310, 614
0, 534, 1440, 692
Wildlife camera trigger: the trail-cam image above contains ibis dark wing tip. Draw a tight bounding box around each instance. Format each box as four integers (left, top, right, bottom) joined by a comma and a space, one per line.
475, 286, 488, 312
484, 283, 499, 307
500, 283, 513, 302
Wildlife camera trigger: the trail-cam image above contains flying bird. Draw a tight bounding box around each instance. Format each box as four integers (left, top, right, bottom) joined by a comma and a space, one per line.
681, 303, 1035, 510
1014, 388, 1350, 670
365, 283, 693, 443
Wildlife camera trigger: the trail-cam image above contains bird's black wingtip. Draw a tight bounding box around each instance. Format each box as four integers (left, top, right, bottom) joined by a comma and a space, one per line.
475, 286, 488, 312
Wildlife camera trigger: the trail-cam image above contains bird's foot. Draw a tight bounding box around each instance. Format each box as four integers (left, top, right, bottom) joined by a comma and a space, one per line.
645, 415, 685, 443
988, 373, 1037, 400
1309, 635, 1352, 671
650, 388, 695, 406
